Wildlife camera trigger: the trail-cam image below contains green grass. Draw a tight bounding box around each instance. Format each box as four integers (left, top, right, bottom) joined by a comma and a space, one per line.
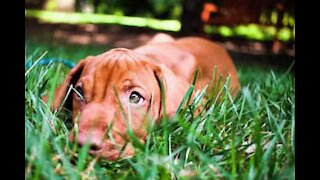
25, 41, 295, 179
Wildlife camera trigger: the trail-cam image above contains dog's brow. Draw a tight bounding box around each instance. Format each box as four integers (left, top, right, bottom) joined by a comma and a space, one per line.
122, 79, 133, 89
121, 79, 148, 91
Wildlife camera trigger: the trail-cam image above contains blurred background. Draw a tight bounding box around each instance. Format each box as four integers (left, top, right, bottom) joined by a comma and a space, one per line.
25, 0, 295, 70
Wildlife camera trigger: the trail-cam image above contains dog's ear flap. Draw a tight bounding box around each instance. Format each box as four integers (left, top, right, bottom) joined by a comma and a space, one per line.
42, 58, 90, 111
154, 64, 190, 118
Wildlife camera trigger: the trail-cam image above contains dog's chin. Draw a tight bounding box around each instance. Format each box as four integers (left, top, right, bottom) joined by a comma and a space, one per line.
90, 149, 121, 161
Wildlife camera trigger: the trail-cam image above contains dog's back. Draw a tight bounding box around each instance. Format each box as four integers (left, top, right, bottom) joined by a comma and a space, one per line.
175, 37, 240, 93
135, 34, 240, 94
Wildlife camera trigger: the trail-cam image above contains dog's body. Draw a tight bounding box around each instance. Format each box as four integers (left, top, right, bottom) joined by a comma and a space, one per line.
135, 34, 240, 93
47, 33, 240, 160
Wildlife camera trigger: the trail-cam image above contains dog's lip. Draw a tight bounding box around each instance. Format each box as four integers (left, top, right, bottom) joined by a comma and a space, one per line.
88, 145, 123, 160
89, 149, 103, 154
91, 151, 119, 160
88, 144, 104, 154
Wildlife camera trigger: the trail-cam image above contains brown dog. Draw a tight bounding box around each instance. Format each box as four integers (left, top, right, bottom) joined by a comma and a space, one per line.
46, 33, 240, 160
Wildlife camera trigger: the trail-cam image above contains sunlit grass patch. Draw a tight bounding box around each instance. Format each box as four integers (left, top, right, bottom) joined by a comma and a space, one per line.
25, 9, 181, 32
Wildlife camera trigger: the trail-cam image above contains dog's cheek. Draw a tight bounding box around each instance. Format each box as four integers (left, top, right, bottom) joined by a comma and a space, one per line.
134, 102, 151, 120
129, 108, 150, 139
72, 95, 83, 123
134, 105, 148, 116
72, 99, 82, 122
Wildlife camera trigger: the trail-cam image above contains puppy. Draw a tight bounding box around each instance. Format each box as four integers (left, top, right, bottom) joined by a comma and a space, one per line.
45, 33, 240, 160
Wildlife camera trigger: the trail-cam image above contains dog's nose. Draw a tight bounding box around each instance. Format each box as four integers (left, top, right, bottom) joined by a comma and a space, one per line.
77, 133, 103, 152
88, 143, 102, 151
78, 140, 103, 152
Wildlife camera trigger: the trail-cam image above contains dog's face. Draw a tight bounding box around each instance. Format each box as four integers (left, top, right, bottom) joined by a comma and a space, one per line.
48, 48, 189, 160
71, 49, 163, 160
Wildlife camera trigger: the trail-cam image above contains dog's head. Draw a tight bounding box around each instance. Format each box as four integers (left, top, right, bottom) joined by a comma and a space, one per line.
45, 48, 189, 160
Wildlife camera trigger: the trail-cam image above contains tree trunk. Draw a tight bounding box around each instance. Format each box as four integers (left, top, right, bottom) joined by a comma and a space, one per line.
180, 0, 204, 36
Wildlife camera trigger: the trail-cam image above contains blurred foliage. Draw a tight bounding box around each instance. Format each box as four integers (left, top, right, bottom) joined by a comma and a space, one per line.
205, 24, 294, 42
26, 0, 294, 42
218, 26, 234, 37
25, 9, 181, 31
76, 0, 182, 20
259, 11, 295, 27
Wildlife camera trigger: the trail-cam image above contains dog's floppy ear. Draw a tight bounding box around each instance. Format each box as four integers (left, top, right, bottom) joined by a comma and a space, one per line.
42, 58, 90, 111
154, 64, 190, 118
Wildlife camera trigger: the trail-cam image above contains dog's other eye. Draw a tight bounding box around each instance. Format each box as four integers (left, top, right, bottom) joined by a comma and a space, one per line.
129, 91, 144, 104
74, 85, 85, 101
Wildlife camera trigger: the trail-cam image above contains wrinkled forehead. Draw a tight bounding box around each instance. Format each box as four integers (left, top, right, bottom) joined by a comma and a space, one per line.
81, 48, 157, 88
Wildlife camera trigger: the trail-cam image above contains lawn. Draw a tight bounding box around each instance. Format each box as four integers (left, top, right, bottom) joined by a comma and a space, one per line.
25, 40, 295, 179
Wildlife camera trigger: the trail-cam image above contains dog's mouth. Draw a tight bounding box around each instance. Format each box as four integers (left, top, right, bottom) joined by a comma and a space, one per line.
92, 150, 123, 160
87, 141, 129, 160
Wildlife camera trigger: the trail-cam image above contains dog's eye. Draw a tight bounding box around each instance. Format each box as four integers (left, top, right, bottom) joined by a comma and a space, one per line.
129, 91, 144, 104
74, 86, 85, 101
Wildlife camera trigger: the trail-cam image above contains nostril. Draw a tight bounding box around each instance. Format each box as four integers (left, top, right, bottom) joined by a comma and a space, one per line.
77, 143, 102, 152
89, 144, 102, 151
77, 133, 103, 152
